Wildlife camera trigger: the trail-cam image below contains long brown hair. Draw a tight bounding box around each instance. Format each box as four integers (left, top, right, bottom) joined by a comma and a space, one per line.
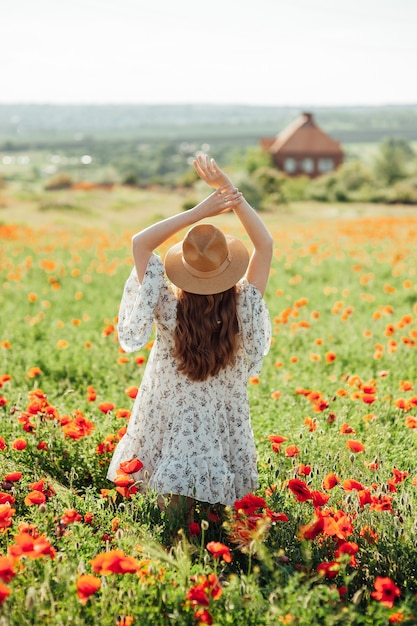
172, 286, 239, 382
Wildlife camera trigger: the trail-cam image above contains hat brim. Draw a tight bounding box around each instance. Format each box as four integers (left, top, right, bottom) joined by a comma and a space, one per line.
164, 235, 249, 295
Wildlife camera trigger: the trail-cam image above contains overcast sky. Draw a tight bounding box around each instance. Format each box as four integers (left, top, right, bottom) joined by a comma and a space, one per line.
1, 0, 416, 106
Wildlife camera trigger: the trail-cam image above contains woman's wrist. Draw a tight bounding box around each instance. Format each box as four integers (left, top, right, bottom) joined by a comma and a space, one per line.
189, 193, 215, 221
233, 195, 253, 213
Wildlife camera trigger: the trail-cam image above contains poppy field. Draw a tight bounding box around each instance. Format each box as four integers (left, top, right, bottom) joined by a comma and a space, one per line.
1, 200, 417, 625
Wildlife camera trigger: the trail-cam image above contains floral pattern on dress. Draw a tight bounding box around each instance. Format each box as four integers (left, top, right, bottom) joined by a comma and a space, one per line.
107, 253, 271, 506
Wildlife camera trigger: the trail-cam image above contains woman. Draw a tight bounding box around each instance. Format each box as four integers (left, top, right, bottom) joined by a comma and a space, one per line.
107, 154, 273, 523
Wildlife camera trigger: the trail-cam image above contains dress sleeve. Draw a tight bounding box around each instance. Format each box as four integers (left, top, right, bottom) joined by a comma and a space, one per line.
237, 279, 272, 377
117, 253, 166, 352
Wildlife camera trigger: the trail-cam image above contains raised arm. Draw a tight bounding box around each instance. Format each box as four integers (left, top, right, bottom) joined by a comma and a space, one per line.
131, 184, 240, 283
233, 196, 273, 296
193, 154, 273, 295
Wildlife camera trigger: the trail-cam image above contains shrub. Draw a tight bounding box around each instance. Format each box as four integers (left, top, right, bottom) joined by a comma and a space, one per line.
281, 175, 310, 201
307, 172, 339, 202
123, 172, 140, 186
372, 137, 415, 186
390, 178, 417, 204
44, 172, 74, 190
252, 167, 287, 207
182, 198, 198, 211
235, 177, 265, 210
336, 160, 374, 191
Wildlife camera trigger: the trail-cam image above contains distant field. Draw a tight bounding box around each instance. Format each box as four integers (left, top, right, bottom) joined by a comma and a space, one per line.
1, 182, 417, 235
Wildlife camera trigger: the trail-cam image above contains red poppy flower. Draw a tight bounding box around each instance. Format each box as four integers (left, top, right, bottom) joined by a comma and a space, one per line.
0, 556, 17, 583
358, 489, 372, 507
340, 423, 355, 434
271, 390, 281, 400
317, 561, 341, 579
342, 479, 365, 491
346, 439, 365, 453
11, 439, 27, 451
327, 412, 337, 424
24, 491, 47, 506
268, 434, 288, 453
76, 574, 101, 604
27, 367, 42, 378
391, 468, 409, 484
186, 573, 222, 608
361, 394, 376, 404
298, 513, 325, 540
328, 510, 354, 540
0, 374, 11, 387
29, 478, 53, 495
194, 609, 213, 625
3, 472, 22, 483
0, 503, 15, 529
98, 402, 115, 414
189, 522, 201, 536
61, 509, 82, 525
268, 434, 287, 444
287, 478, 312, 502
206, 541, 232, 563
371, 576, 401, 608
395, 398, 409, 411
18, 413, 36, 433
115, 409, 131, 419
360, 525, 378, 544
91, 549, 140, 575
322, 472, 340, 490
87, 386, 97, 402
0, 493, 15, 505
0, 582, 10, 604
370, 494, 393, 513
311, 490, 330, 507
119, 458, 143, 474
9, 532, 55, 559
284, 445, 300, 458
234, 494, 266, 515
303, 417, 317, 432
208, 510, 220, 523
116, 485, 139, 499
125, 386, 139, 399
335, 541, 359, 567
186, 586, 210, 607
113, 471, 135, 488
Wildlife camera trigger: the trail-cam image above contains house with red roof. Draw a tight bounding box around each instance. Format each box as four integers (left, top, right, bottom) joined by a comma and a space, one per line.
260, 112, 344, 178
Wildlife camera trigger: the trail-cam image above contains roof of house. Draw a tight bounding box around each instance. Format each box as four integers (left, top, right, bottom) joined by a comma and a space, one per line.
267, 112, 343, 156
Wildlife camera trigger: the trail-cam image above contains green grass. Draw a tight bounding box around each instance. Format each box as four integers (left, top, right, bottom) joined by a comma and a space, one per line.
1, 188, 417, 624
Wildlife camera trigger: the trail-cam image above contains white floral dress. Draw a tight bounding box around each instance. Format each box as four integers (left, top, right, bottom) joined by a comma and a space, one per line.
107, 254, 271, 506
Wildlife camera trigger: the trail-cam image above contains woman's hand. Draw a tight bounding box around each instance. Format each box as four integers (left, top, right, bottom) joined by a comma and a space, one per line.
195, 186, 243, 219
193, 154, 233, 190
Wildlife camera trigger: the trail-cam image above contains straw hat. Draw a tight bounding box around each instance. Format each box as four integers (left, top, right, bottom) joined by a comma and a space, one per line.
164, 223, 249, 295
